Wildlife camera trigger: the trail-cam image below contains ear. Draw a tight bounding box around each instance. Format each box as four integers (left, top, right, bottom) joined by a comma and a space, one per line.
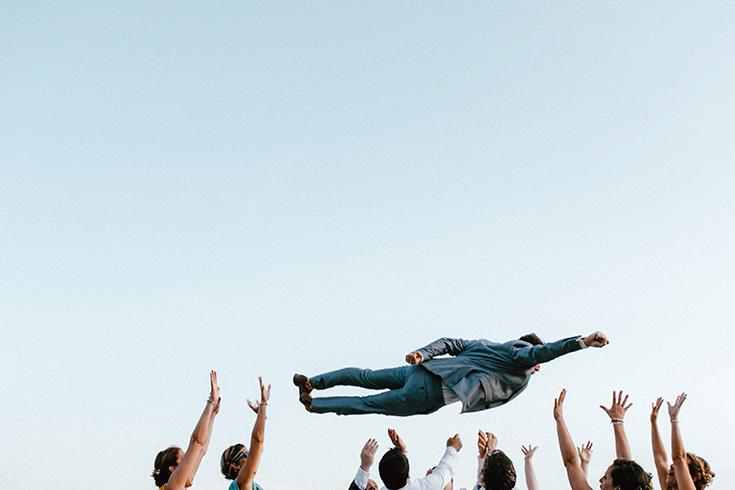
168, 465, 176, 475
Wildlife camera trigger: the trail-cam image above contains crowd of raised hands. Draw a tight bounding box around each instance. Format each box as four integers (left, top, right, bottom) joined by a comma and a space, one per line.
150, 373, 714, 490
348, 390, 714, 490
151, 372, 271, 490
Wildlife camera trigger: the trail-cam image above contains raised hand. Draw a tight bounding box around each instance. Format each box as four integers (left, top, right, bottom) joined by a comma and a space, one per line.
577, 441, 593, 464
601, 390, 632, 421
405, 351, 423, 364
360, 438, 379, 472
667, 393, 687, 421
521, 445, 538, 461
651, 397, 663, 423
247, 377, 271, 413
477, 430, 496, 458
554, 389, 567, 421
388, 428, 407, 454
446, 433, 462, 452
209, 370, 221, 408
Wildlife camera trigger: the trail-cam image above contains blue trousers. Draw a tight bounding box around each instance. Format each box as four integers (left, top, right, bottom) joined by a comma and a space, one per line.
309, 365, 445, 416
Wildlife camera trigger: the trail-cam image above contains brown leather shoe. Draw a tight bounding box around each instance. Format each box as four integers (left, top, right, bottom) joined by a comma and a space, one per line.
299, 393, 314, 412
293, 374, 313, 395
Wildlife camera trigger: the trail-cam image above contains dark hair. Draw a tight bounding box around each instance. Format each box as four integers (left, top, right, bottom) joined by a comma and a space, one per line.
610, 459, 652, 490
482, 450, 517, 490
221, 443, 245, 480
379, 447, 410, 490
152, 446, 180, 487
687, 452, 715, 490
518, 334, 543, 346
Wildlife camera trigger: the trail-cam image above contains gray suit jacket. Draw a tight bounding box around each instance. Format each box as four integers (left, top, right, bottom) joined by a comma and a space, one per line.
417, 336, 582, 413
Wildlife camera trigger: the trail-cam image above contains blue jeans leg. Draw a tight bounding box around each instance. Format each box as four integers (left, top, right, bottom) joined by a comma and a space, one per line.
310, 365, 445, 416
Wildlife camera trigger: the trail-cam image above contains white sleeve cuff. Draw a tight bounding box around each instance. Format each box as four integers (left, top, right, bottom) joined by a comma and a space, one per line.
577, 337, 588, 349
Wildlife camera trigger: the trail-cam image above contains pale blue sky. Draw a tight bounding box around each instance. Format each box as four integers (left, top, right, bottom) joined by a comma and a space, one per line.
1, 2, 733, 490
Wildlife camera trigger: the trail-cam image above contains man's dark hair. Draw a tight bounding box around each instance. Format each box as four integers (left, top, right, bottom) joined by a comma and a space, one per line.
518, 334, 544, 346
610, 459, 652, 490
379, 447, 410, 490
482, 450, 516, 490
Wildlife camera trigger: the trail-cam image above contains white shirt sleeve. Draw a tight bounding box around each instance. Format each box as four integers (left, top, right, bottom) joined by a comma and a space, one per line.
409, 446, 459, 490
353, 467, 370, 490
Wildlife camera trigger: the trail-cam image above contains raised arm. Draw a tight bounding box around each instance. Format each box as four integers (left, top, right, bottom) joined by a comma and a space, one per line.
388, 428, 408, 454
521, 445, 540, 490
668, 394, 696, 490
554, 390, 593, 490
600, 390, 633, 460
650, 397, 670, 490
350, 439, 379, 490
475, 431, 496, 490
577, 441, 593, 479
167, 371, 221, 490
236, 377, 271, 490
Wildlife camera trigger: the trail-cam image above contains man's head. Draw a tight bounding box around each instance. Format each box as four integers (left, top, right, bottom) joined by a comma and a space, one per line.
379, 448, 410, 490
480, 449, 516, 490
518, 334, 543, 346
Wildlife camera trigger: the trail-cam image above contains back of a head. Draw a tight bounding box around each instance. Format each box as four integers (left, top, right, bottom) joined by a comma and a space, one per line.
482, 450, 517, 490
379, 447, 410, 490
152, 446, 180, 487
518, 334, 543, 346
687, 453, 715, 490
610, 459, 653, 490
221, 443, 245, 480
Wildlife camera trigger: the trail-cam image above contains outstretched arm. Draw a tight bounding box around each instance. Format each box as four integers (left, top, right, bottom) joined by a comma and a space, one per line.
650, 397, 670, 490
510, 332, 608, 368
168, 371, 220, 490
554, 390, 593, 490
577, 441, 593, 479
668, 394, 696, 490
236, 377, 271, 490
600, 390, 633, 460
522, 445, 540, 490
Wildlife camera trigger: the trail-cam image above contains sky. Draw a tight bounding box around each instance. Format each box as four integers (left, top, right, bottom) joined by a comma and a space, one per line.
1, 2, 733, 490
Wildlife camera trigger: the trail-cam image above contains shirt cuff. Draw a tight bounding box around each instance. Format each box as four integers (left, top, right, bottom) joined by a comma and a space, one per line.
354, 467, 369, 490
577, 336, 588, 349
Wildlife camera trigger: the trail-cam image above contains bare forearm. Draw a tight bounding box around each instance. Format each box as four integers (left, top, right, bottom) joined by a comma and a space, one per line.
525, 459, 540, 490
556, 420, 579, 467
251, 405, 267, 445
190, 402, 216, 446
671, 421, 696, 490
613, 425, 632, 460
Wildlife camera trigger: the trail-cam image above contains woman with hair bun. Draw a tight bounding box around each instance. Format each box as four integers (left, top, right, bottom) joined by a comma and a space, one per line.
152, 371, 221, 490
220, 377, 270, 490
554, 389, 653, 490
651, 394, 715, 490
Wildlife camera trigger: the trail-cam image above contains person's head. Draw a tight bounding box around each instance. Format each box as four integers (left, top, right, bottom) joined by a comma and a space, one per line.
599, 460, 652, 490
220, 443, 248, 480
518, 334, 543, 346
379, 447, 410, 490
152, 446, 183, 487
666, 453, 715, 490
518, 334, 543, 374
480, 449, 516, 490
